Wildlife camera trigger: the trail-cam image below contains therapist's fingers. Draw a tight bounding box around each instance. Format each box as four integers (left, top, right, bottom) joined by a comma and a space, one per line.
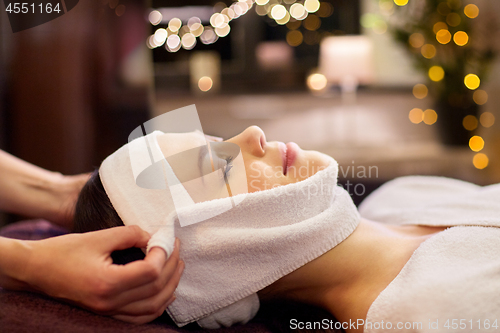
96, 226, 151, 253
107, 239, 180, 293
104, 244, 182, 311
112, 294, 176, 324
112, 260, 184, 317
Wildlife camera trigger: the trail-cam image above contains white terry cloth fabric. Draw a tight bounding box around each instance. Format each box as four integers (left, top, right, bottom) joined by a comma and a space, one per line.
99, 131, 360, 328
358, 176, 500, 332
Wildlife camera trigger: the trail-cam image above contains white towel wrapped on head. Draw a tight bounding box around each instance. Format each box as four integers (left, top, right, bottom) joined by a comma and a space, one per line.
100, 130, 361, 328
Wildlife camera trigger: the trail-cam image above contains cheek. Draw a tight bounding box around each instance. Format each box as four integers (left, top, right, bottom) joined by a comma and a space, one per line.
244, 160, 285, 192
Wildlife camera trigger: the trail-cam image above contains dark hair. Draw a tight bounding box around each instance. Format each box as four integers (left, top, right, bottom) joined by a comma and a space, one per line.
73, 169, 145, 264
74, 170, 342, 332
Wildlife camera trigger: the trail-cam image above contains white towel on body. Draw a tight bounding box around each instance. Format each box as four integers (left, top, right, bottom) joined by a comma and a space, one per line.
359, 176, 500, 332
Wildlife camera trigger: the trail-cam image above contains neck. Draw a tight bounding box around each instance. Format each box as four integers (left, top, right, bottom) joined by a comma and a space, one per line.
259, 218, 445, 332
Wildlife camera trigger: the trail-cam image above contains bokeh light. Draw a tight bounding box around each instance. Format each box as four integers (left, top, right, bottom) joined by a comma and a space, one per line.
307, 73, 327, 91
473, 153, 489, 169
276, 11, 291, 25
463, 115, 478, 131
429, 66, 445, 82
271, 4, 287, 20
464, 4, 479, 19
255, 0, 269, 5
304, 14, 321, 30
469, 135, 484, 152
480, 112, 495, 128
304, 0, 320, 13
168, 18, 182, 33
464, 74, 480, 90
436, 29, 451, 44
473, 90, 488, 105
423, 109, 438, 125
421, 44, 436, 59
181, 33, 196, 50
446, 12, 461, 27
409, 33, 425, 48
215, 24, 231, 37
394, 0, 408, 6
286, 30, 303, 46
198, 76, 213, 92
437, 2, 450, 15
413, 84, 428, 99
154, 28, 168, 46
166, 34, 181, 52
409, 108, 423, 124
433, 22, 448, 34
290, 3, 306, 19
317, 2, 334, 17
200, 27, 218, 44
453, 31, 469, 46
149, 10, 162, 25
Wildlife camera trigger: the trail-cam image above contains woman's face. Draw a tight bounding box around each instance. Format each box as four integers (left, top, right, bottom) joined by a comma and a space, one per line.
158, 126, 332, 194
226, 126, 332, 192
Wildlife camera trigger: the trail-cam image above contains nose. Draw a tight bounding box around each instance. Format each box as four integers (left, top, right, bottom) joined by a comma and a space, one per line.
230, 126, 266, 157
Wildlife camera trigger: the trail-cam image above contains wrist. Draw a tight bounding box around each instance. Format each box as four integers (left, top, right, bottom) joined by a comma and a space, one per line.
0, 237, 36, 291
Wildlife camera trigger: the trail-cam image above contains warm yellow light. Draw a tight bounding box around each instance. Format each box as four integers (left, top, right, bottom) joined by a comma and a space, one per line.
409, 108, 424, 124
429, 66, 445, 82
413, 84, 428, 99
215, 24, 231, 37
168, 18, 182, 32
276, 11, 291, 25
433, 22, 448, 34
423, 109, 438, 125
271, 4, 287, 20
473, 153, 489, 169
181, 33, 196, 50
446, 12, 461, 27
409, 33, 425, 48
464, 74, 480, 90
480, 112, 495, 128
464, 4, 479, 19
198, 76, 213, 92
394, 0, 408, 6
304, 0, 320, 13
437, 2, 450, 15
453, 31, 469, 46
255, 0, 269, 5
286, 30, 303, 46
473, 90, 488, 105
307, 73, 327, 91
436, 29, 451, 44
469, 135, 485, 152
304, 14, 321, 30
421, 44, 436, 59
463, 115, 478, 131
317, 2, 334, 17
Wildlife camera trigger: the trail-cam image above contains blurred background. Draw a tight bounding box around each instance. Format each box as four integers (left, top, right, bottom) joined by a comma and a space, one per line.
1, 0, 500, 225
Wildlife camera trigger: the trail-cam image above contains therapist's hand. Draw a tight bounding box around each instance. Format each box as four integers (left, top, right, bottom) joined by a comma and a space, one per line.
3, 226, 183, 324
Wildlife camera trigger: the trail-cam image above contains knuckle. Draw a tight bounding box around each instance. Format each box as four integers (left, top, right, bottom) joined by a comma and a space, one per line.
145, 264, 161, 281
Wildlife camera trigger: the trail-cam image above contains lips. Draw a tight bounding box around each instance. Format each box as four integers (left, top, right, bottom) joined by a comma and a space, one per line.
280, 142, 299, 176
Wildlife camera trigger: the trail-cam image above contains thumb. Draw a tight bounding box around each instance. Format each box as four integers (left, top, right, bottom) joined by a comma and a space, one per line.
94, 225, 151, 252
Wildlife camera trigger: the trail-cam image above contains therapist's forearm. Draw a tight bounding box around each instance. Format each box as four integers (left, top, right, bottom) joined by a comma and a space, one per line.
0, 150, 87, 227
0, 236, 34, 291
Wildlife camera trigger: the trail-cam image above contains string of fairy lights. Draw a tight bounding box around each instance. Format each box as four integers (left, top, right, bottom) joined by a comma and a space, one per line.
366, 0, 495, 170
146, 0, 333, 51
